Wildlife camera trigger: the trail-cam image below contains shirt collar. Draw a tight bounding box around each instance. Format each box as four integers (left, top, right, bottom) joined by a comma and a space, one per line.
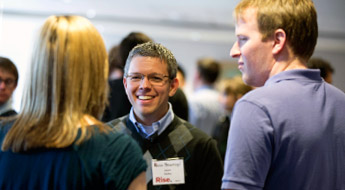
264, 69, 322, 86
0, 97, 14, 115
129, 102, 174, 139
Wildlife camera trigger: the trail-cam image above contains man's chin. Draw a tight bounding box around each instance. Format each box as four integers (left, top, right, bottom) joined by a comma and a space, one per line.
0, 98, 9, 105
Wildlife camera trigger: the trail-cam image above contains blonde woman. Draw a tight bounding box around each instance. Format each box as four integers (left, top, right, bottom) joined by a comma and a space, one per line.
0, 15, 146, 190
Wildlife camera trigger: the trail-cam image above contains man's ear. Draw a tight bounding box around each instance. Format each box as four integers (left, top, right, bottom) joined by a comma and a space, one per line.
168, 78, 179, 97
272, 29, 286, 55
123, 77, 131, 98
123, 77, 128, 89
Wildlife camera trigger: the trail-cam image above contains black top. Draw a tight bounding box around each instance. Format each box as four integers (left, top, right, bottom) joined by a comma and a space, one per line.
169, 88, 189, 121
102, 79, 131, 122
212, 115, 230, 161
0, 110, 17, 117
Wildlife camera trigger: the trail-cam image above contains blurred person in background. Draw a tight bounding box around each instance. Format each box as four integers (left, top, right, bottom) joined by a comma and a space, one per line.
307, 57, 334, 83
212, 76, 252, 160
0, 57, 18, 117
176, 64, 186, 89
169, 64, 189, 121
102, 32, 152, 122
0, 15, 146, 190
188, 57, 223, 136
108, 45, 123, 80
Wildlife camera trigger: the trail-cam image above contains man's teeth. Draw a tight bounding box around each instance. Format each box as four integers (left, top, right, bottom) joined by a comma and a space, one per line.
138, 96, 153, 100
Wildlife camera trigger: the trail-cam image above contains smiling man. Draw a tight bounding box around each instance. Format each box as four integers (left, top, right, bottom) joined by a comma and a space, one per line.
222, 0, 345, 189
0, 57, 18, 117
107, 42, 223, 190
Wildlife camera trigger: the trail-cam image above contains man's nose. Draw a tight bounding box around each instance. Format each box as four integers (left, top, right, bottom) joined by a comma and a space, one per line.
139, 76, 152, 88
230, 42, 240, 58
0, 81, 6, 89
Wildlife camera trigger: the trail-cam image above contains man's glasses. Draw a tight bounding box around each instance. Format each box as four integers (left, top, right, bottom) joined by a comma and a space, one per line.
125, 73, 170, 86
0, 78, 15, 87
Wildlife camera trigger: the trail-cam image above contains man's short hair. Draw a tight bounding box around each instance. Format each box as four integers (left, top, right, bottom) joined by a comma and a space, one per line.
197, 57, 220, 84
125, 42, 178, 80
234, 0, 318, 61
0, 57, 19, 84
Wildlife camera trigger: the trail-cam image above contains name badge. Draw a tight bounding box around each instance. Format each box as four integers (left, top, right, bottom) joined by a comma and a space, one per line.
152, 158, 185, 186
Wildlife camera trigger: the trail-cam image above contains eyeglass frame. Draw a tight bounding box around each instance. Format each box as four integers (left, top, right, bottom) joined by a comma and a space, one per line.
0, 77, 16, 87
124, 73, 171, 86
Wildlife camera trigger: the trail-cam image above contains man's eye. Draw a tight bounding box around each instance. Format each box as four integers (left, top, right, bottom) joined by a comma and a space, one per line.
238, 37, 247, 41
131, 76, 142, 80
151, 76, 163, 82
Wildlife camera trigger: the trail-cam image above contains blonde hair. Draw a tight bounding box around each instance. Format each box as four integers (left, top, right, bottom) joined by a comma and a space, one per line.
2, 15, 109, 152
234, 0, 318, 61
218, 76, 252, 98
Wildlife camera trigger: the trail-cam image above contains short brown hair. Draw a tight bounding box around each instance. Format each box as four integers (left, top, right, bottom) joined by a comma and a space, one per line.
125, 42, 177, 80
0, 57, 19, 84
234, 0, 318, 61
197, 57, 220, 84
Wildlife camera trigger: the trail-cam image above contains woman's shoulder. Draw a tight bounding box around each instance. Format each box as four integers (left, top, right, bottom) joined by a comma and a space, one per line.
77, 126, 142, 157
0, 120, 15, 140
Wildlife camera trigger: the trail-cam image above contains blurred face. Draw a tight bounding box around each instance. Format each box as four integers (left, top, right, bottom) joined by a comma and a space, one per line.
124, 56, 178, 125
109, 68, 123, 80
230, 7, 275, 87
219, 92, 237, 113
324, 72, 333, 84
176, 71, 185, 88
0, 69, 17, 105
